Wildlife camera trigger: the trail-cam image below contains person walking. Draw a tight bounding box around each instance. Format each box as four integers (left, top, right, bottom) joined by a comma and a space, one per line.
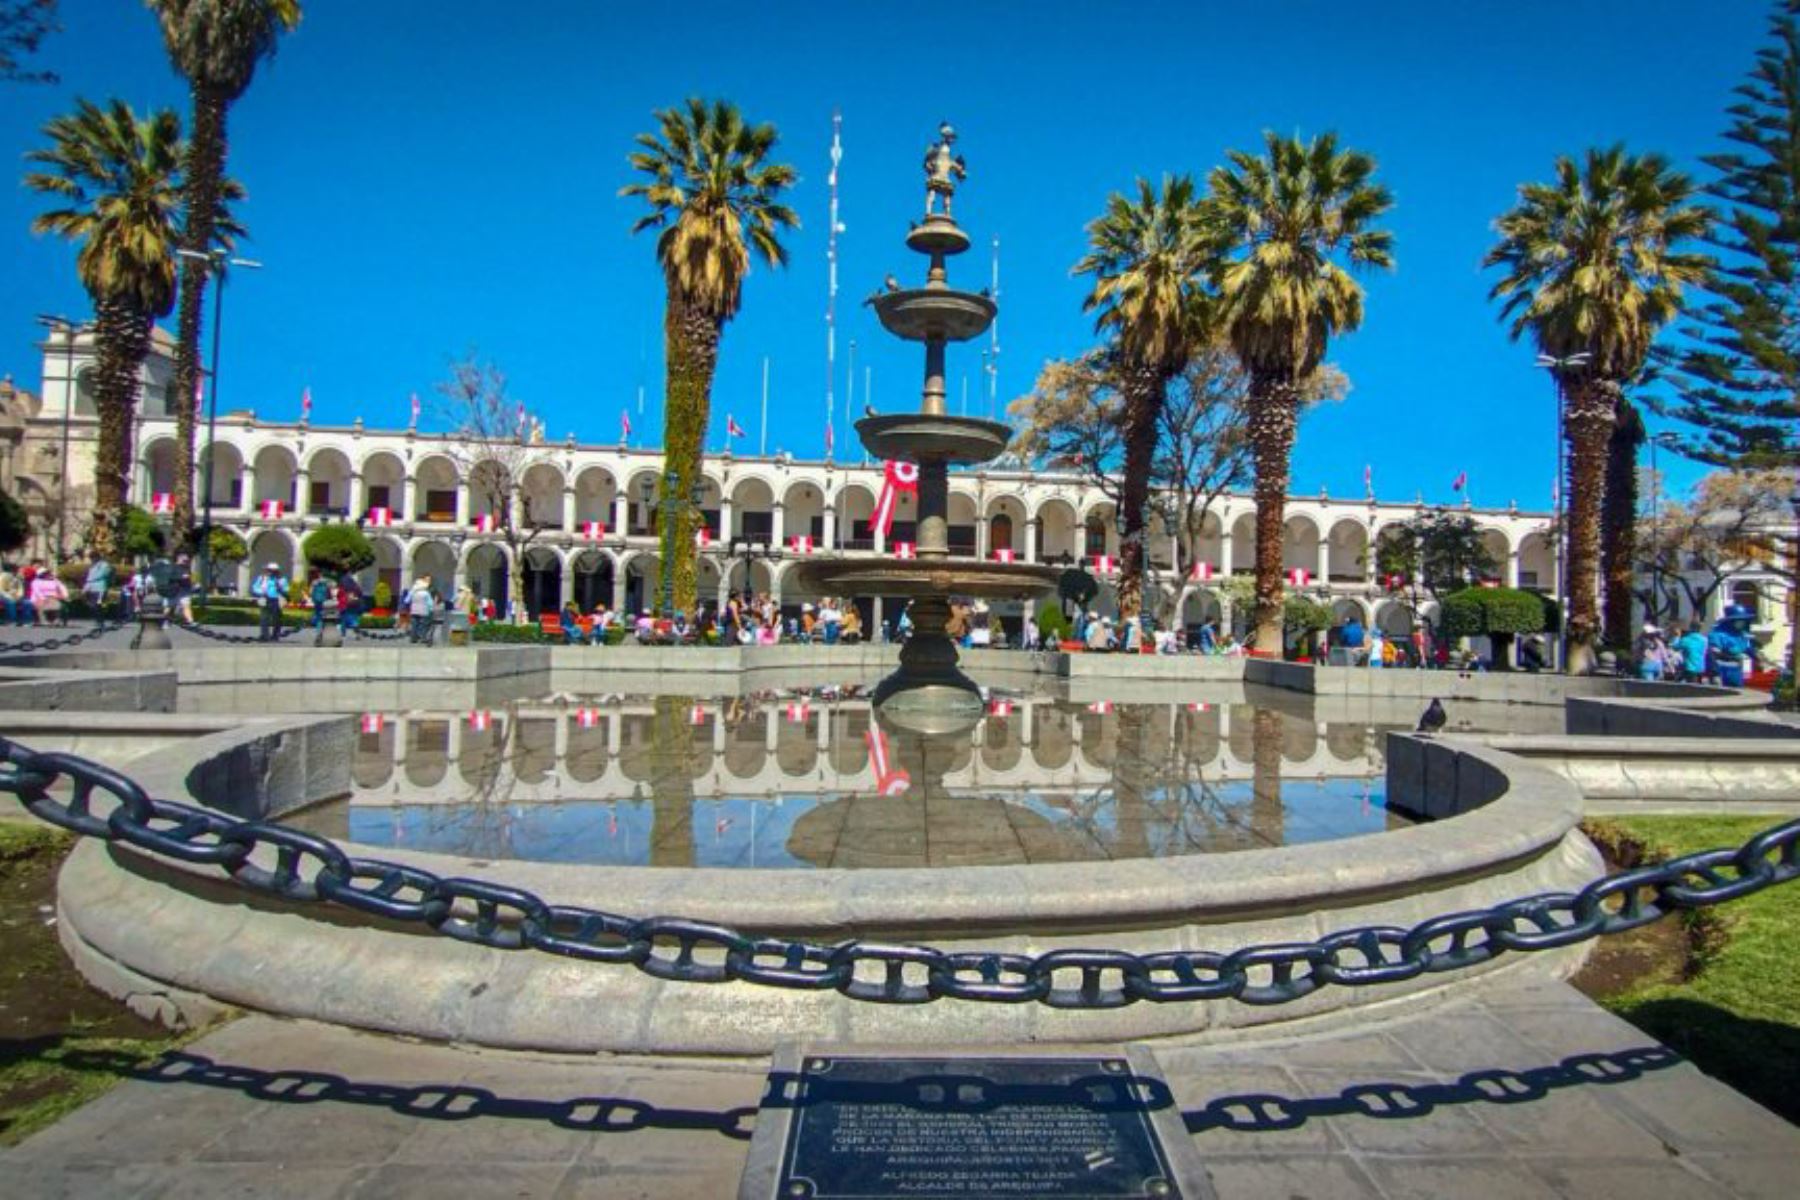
336, 570, 364, 635
1673, 625, 1709, 683
408, 574, 438, 645
1634, 623, 1668, 681
251, 562, 288, 642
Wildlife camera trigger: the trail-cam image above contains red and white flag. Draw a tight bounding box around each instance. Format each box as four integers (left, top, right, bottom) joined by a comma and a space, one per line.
894, 541, 916, 559
300, 387, 312, 421
1190, 561, 1214, 582
409, 392, 421, 426
1364, 463, 1373, 495
1091, 554, 1116, 575
580, 520, 605, 540
988, 699, 1013, 717
695, 526, 712, 547
259, 499, 284, 519
1186, 701, 1211, 714
825, 420, 835, 459
468, 710, 491, 732
726, 414, 747, 439
872, 460, 919, 537
789, 534, 814, 554
474, 512, 497, 533
1385, 573, 1406, 591
360, 713, 384, 735
689, 704, 707, 726
865, 727, 911, 796
366, 507, 394, 527
1452, 470, 1467, 492
1087, 700, 1114, 715
150, 492, 174, 514
1288, 567, 1310, 587
786, 701, 810, 723
620, 410, 633, 441
993, 547, 1015, 563
576, 707, 601, 729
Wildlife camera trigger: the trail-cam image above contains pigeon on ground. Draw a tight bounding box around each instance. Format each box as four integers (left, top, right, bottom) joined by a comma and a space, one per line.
1417, 698, 1447, 734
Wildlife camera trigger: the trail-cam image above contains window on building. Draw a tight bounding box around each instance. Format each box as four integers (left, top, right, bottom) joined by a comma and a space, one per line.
309, 480, 332, 513
425, 489, 457, 521
367, 484, 391, 512
990, 514, 1014, 552
949, 525, 976, 554
1085, 520, 1107, 557
1730, 581, 1763, 620
740, 511, 773, 543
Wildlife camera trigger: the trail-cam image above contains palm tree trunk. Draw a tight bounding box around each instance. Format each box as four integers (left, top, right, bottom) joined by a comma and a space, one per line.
1249, 707, 1285, 847
171, 86, 228, 553
1248, 374, 1301, 655
89, 296, 152, 559
1116, 366, 1164, 620
663, 297, 721, 614
1600, 398, 1640, 647
1564, 379, 1618, 672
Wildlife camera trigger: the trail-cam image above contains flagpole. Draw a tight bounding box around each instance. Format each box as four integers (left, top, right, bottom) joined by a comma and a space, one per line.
988, 235, 1000, 419
825, 109, 842, 464
760, 356, 770, 458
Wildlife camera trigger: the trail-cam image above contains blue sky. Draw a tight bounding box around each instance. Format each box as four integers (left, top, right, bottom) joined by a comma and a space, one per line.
2, 0, 1773, 509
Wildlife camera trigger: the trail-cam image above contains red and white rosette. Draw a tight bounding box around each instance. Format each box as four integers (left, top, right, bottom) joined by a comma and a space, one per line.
259, 499, 284, 519
366, 507, 394, 527
865, 726, 911, 796
150, 492, 174, 514
992, 547, 1015, 564
1185, 701, 1211, 714
789, 534, 814, 554
872, 460, 919, 537
894, 541, 916, 559
580, 520, 605, 540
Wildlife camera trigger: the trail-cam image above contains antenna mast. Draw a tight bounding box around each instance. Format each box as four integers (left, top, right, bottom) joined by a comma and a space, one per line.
825, 110, 843, 461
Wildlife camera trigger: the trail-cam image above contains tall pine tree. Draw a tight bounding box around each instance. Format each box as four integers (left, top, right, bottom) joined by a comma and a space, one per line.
1659, 0, 1799, 468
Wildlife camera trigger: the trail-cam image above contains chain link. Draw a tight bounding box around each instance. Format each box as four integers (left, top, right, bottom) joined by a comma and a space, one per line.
3, 733, 1796, 1009
0, 618, 126, 654
171, 615, 302, 643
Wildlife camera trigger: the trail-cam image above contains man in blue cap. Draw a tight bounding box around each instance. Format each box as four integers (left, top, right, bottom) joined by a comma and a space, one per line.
1707, 604, 1760, 688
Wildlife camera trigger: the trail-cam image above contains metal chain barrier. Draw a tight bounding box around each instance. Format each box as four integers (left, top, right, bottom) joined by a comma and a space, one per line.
0, 619, 127, 654
349, 623, 409, 642
2, 733, 1795, 1008
171, 615, 302, 644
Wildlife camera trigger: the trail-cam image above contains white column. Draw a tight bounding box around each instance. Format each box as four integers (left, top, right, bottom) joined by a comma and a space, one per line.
611, 561, 627, 612
558, 556, 575, 607
294, 467, 310, 513
1317, 538, 1330, 583
1219, 531, 1233, 574
350, 473, 364, 519
771, 502, 786, 548
561, 487, 575, 532
823, 505, 837, 550
456, 480, 470, 526
1506, 551, 1520, 588
976, 516, 989, 559
1025, 519, 1040, 563
611, 492, 629, 537
239, 464, 255, 512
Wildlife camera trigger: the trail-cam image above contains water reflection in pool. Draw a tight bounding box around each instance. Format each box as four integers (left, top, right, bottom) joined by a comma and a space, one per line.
286, 691, 1418, 868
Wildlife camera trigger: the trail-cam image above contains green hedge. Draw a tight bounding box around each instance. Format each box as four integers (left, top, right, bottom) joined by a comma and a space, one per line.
1036, 600, 1070, 644
1439, 586, 1552, 669
472, 622, 553, 644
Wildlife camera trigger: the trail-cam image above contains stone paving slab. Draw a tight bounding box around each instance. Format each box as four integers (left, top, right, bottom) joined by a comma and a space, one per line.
3, 979, 1795, 1198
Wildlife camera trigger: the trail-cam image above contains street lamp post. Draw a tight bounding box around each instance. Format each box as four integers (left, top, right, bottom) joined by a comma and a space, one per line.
34, 315, 78, 561
1535, 351, 1591, 671
176, 248, 261, 597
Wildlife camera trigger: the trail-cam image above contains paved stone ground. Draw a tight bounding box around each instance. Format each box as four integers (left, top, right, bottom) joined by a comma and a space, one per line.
3, 977, 1794, 1199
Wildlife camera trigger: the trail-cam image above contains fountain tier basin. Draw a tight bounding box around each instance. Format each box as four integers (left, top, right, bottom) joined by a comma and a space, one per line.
53, 689, 1600, 1055
871, 288, 997, 343
794, 556, 1060, 602
854, 413, 1012, 466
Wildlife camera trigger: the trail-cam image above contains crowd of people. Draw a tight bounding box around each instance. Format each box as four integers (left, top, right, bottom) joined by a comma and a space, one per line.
545, 592, 871, 647
1631, 606, 1763, 686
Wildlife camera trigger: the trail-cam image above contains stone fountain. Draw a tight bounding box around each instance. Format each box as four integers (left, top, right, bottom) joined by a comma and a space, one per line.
799, 123, 1059, 729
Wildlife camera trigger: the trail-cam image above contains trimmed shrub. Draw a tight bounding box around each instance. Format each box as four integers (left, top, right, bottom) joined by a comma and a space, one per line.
1282, 595, 1333, 661
472, 621, 552, 644
1036, 600, 1070, 644
1439, 586, 1551, 670
301, 525, 375, 574
119, 505, 165, 557
372, 580, 393, 611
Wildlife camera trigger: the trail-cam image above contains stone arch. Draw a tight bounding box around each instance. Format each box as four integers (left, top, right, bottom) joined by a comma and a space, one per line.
1033, 705, 1075, 772
1229, 512, 1256, 573
359, 450, 406, 520
1478, 528, 1511, 582
619, 550, 661, 614
521, 462, 565, 529
1330, 596, 1370, 626
1281, 513, 1320, 574
466, 541, 511, 615
250, 444, 297, 509
729, 475, 776, 546
834, 482, 878, 550
200, 439, 244, 510
1035, 497, 1079, 565
304, 447, 353, 516
403, 719, 450, 790
1325, 518, 1368, 581
142, 436, 180, 500
520, 544, 561, 617
565, 718, 610, 784
782, 478, 826, 547
366, 535, 404, 602
569, 547, 615, 612
248, 528, 296, 580
623, 468, 664, 535
1517, 530, 1554, 592
573, 465, 618, 526
413, 455, 461, 524
410, 539, 456, 591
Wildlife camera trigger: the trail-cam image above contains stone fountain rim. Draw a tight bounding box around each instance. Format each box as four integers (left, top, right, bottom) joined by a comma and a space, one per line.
110, 717, 1582, 939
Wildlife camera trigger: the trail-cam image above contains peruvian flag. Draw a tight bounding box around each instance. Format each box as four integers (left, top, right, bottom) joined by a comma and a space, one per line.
474, 513, 497, 533
1091, 554, 1116, 575
727, 414, 747, 439
1087, 700, 1114, 715
620, 410, 633, 441
786, 701, 810, 723
894, 541, 916, 559
865, 726, 911, 796
150, 492, 174, 514
359, 713, 384, 735
468, 710, 491, 732
259, 499, 284, 519
789, 534, 814, 554
689, 704, 707, 726
872, 461, 919, 537
1452, 470, 1467, 493
300, 386, 312, 421
580, 520, 605, 540
993, 547, 1015, 563
1190, 561, 1214, 582
1385, 573, 1406, 591
576, 708, 601, 729
366, 507, 394, 527
1288, 567, 1310, 587
1186, 701, 1211, 714
695, 526, 712, 547
988, 699, 1013, 717
825, 420, 835, 458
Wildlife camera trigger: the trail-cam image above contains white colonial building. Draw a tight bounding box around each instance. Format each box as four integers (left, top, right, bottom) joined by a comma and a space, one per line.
5, 323, 1789, 664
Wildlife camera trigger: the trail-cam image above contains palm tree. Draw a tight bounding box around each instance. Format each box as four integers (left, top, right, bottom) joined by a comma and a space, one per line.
1206, 131, 1394, 655
25, 99, 185, 557
1485, 146, 1711, 671
147, 0, 302, 548
1072, 175, 1210, 619
621, 98, 797, 613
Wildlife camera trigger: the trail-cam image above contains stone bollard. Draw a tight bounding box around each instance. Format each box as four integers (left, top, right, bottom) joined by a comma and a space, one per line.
132, 592, 173, 650
316, 598, 343, 648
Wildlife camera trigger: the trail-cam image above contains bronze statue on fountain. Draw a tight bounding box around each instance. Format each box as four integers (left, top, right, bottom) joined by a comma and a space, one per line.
797, 123, 1059, 729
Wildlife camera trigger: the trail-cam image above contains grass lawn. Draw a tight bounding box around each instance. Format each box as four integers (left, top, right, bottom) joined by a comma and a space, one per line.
1581, 814, 1800, 1125
0, 821, 204, 1146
